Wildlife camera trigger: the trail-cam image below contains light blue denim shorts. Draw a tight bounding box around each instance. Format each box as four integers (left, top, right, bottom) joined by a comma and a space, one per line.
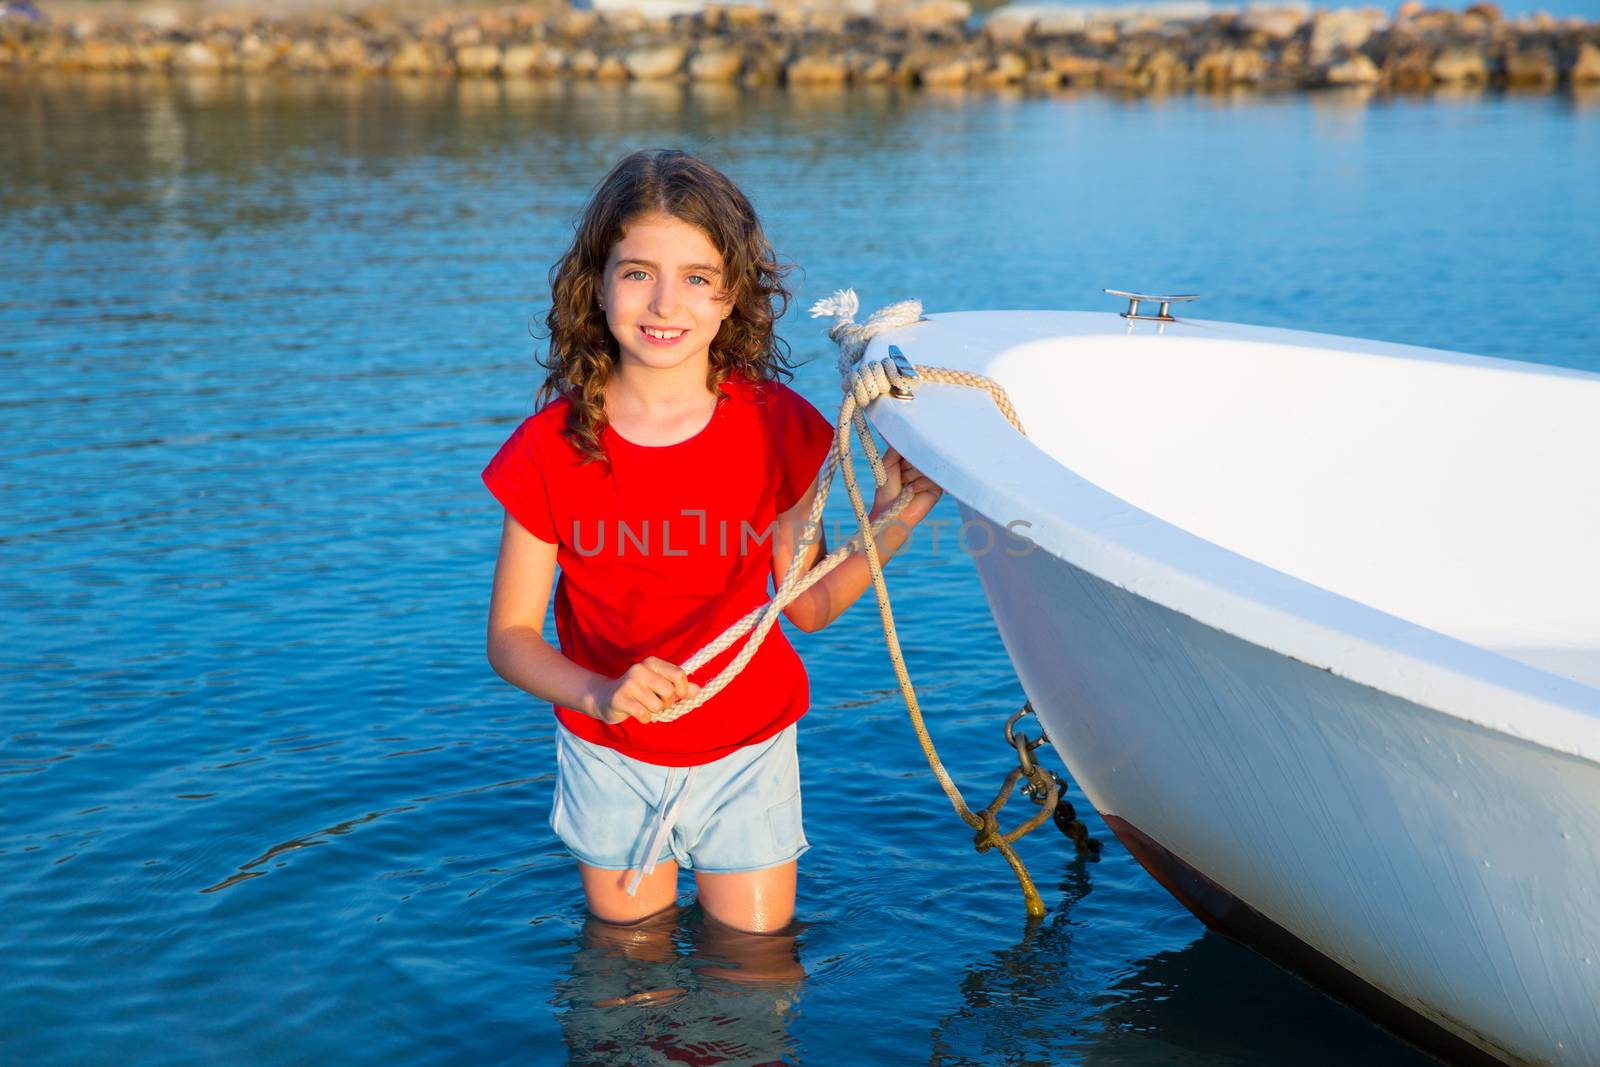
550, 720, 808, 890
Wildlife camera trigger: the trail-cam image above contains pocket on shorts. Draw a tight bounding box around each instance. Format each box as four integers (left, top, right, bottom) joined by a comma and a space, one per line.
766, 788, 806, 853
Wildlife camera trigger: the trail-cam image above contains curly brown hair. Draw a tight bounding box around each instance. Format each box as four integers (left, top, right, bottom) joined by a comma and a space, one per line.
535, 149, 797, 466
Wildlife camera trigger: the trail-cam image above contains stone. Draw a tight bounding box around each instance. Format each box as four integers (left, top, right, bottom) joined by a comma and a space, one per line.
388, 40, 442, 76
1137, 47, 1187, 90
805, 8, 849, 35
551, 10, 598, 39
741, 50, 783, 86
1047, 52, 1103, 85
1194, 48, 1238, 86
455, 44, 502, 76
850, 51, 895, 82
567, 48, 600, 77
598, 10, 647, 35
1310, 9, 1381, 63
1464, 1, 1503, 22
1237, 7, 1306, 41
1432, 45, 1487, 82
501, 44, 559, 77
983, 6, 1039, 45
718, 4, 767, 30
1383, 46, 1435, 89
1572, 42, 1600, 84
1503, 47, 1556, 87
920, 56, 972, 85
884, 0, 972, 34
688, 47, 743, 81
786, 51, 849, 85
174, 40, 223, 72
595, 55, 629, 80
1324, 51, 1381, 83
624, 43, 687, 79
1030, 8, 1088, 37
986, 50, 1029, 83
284, 40, 331, 72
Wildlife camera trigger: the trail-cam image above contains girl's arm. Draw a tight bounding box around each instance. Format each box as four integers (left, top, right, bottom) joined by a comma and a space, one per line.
486, 514, 696, 723
773, 447, 942, 633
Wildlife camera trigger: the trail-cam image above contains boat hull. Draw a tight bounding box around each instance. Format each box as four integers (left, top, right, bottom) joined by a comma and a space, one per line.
960, 497, 1600, 1067
860, 308, 1600, 1067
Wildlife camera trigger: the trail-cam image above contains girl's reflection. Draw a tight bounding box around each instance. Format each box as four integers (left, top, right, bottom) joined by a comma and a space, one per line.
555, 904, 805, 1066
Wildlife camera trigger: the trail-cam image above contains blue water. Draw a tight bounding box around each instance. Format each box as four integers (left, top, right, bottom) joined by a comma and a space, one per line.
3, 70, 1597, 1065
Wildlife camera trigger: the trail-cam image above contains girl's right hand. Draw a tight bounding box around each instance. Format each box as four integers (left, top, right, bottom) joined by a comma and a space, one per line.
594, 657, 701, 725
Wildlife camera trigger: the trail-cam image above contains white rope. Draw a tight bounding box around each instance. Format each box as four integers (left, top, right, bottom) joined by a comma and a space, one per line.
809, 287, 924, 387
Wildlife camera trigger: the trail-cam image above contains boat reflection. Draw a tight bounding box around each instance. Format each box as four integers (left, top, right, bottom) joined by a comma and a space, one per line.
552, 906, 805, 1066
928, 865, 1436, 1066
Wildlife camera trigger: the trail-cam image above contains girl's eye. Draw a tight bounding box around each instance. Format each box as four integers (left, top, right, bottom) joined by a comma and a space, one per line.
624, 269, 649, 281
686, 275, 711, 286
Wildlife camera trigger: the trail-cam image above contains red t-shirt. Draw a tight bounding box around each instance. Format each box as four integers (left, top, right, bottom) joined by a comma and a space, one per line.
481, 371, 836, 767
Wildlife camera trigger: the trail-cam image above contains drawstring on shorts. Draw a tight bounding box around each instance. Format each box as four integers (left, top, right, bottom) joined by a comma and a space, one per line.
625, 764, 700, 896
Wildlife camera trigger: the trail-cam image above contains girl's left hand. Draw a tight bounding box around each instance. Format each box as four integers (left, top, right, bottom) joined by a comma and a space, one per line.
871, 447, 944, 528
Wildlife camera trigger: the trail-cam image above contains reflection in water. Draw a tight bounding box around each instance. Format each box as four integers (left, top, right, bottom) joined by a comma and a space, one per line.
929, 862, 1435, 1065
555, 907, 805, 1066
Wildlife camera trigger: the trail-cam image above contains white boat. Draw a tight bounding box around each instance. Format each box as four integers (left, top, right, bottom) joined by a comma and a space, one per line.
864, 304, 1600, 1067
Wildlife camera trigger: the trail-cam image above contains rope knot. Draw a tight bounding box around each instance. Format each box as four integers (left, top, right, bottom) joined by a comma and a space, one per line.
847, 357, 917, 408
809, 288, 924, 387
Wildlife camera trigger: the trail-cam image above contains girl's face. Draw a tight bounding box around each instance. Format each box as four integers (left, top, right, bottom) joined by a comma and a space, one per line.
601, 211, 734, 379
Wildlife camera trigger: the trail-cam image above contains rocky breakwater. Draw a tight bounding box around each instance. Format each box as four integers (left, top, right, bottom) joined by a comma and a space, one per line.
2, 0, 1598, 93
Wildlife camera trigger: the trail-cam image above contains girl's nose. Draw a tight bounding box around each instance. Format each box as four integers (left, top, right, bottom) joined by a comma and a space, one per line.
649, 280, 677, 317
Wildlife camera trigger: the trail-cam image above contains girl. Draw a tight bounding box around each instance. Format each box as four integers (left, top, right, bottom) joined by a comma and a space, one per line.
482, 149, 941, 935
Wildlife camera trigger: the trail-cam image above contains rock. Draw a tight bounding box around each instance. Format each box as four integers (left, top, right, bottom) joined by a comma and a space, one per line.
1310, 8, 1381, 63
718, 4, 767, 30
688, 47, 743, 81
1194, 47, 1265, 86
984, 50, 1029, 84
174, 40, 223, 72
1237, 7, 1306, 41
804, 8, 849, 35
284, 40, 331, 72
388, 40, 442, 76
1395, 0, 1424, 17
1383, 46, 1435, 89
624, 43, 687, 79
133, 43, 176, 70
1571, 42, 1600, 84
920, 56, 972, 85
1030, 8, 1088, 37
1503, 47, 1556, 87
850, 51, 895, 82
325, 36, 374, 72
1137, 47, 1187, 90
551, 10, 598, 39
786, 51, 849, 85
567, 48, 600, 77
983, 5, 1039, 45
1464, 1, 1503, 22
883, 0, 972, 33
741, 49, 784, 86
502, 44, 559, 76
595, 55, 629, 80
455, 44, 502, 76
1046, 51, 1103, 86
1324, 51, 1381, 84
598, 10, 647, 35
1432, 45, 1487, 82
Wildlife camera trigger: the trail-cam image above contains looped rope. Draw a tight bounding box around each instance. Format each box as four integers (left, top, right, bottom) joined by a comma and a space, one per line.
810, 288, 924, 385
